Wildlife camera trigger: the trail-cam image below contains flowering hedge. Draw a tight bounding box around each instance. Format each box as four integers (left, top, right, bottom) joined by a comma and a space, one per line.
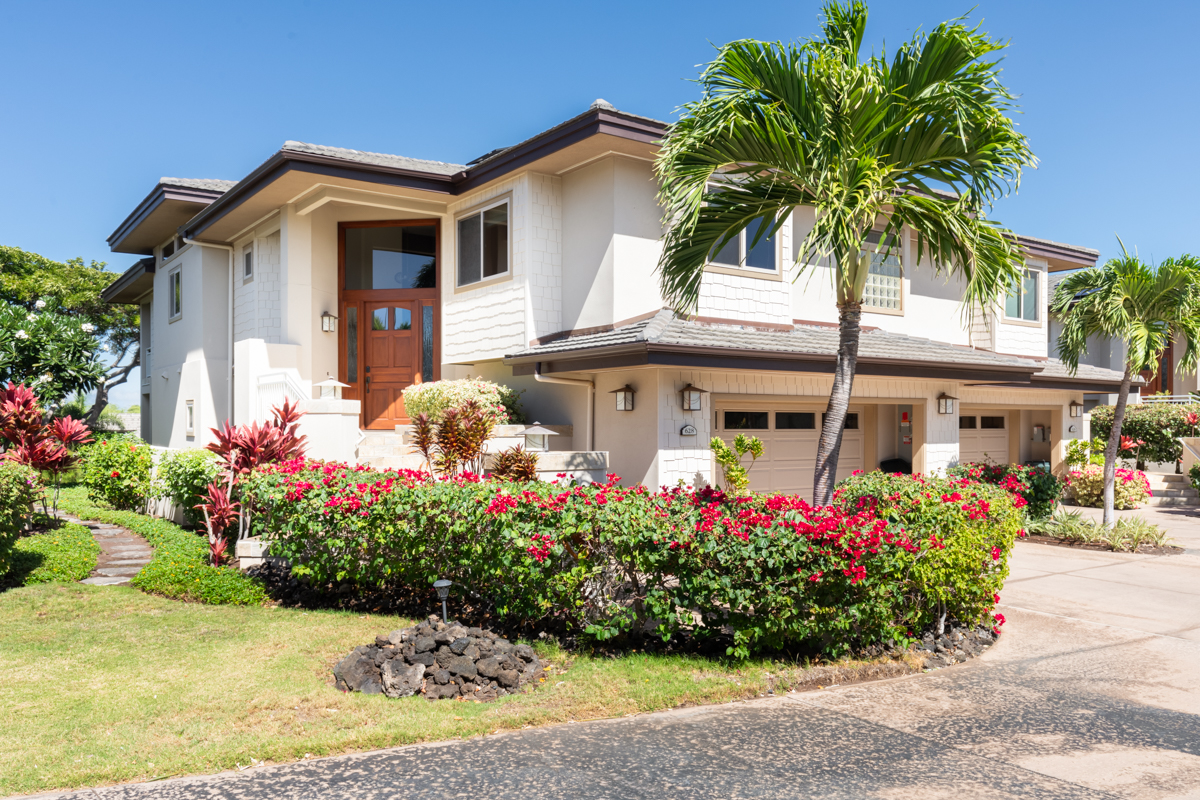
242, 462, 1020, 657
0, 461, 43, 576
1066, 464, 1152, 509
400, 379, 525, 425
947, 462, 1063, 519
1090, 403, 1200, 466
80, 434, 154, 510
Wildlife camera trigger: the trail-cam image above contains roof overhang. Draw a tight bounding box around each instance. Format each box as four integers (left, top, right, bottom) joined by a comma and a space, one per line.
178, 108, 667, 243
1016, 236, 1100, 272
100, 257, 155, 303
506, 342, 1040, 384
108, 183, 228, 255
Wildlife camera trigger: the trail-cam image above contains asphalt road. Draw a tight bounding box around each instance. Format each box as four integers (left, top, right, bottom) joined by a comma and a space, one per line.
38, 509, 1200, 800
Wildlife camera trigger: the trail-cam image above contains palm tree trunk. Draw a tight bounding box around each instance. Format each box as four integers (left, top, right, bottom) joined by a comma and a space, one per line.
1101, 363, 1134, 527
814, 301, 862, 505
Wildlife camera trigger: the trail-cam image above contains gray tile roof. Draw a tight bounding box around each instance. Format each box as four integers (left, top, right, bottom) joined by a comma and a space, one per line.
1015, 234, 1100, 258
282, 141, 466, 176
510, 310, 1033, 370
1034, 358, 1138, 384
160, 177, 238, 192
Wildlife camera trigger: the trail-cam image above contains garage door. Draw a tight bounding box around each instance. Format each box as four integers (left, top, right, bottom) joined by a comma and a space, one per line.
958, 413, 1009, 465
715, 406, 865, 495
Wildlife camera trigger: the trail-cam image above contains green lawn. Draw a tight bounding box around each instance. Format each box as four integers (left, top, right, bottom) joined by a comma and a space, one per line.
0, 582, 800, 795
3, 521, 99, 587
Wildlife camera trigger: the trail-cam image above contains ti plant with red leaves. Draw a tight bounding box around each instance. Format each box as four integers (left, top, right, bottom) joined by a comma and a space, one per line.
194, 480, 240, 566
0, 382, 93, 512
200, 399, 307, 545
410, 399, 494, 477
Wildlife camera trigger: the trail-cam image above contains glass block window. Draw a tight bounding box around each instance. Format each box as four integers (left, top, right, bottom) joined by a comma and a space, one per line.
861, 230, 902, 311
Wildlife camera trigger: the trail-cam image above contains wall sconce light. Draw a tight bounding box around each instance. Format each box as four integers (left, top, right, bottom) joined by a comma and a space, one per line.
315, 377, 350, 400
523, 422, 558, 452
320, 311, 338, 333
680, 383, 708, 411
1069, 400, 1083, 418
937, 393, 957, 415
611, 385, 636, 411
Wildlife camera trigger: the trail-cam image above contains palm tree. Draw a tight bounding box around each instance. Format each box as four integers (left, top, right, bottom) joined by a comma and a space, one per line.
1052, 248, 1200, 526
655, 2, 1035, 504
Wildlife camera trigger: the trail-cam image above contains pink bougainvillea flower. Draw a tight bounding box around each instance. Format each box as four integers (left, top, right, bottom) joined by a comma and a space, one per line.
991, 546, 1001, 561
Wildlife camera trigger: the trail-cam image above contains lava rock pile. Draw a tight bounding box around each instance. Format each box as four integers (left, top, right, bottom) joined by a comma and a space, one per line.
334, 615, 546, 701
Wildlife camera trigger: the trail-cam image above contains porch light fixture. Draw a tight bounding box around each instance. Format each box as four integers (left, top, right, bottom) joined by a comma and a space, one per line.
523, 422, 558, 452
611, 385, 636, 411
680, 383, 708, 411
1069, 400, 1083, 418
433, 579, 453, 624
315, 377, 350, 400
937, 393, 957, 415
320, 311, 338, 333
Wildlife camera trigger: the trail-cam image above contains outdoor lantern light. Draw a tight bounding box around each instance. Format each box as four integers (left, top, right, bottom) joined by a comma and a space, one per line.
320, 311, 338, 333
1069, 400, 1083, 418
433, 579, 453, 624
680, 383, 708, 411
314, 377, 350, 400
611, 384, 636, 411
523, 422, 557, 452
937, 393, 957, 415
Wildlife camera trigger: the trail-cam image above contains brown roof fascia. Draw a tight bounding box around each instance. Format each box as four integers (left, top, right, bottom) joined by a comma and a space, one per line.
107, 183, 226, 250
1015, 236, 1099, 270
179, 108, 668, 242
100, 257, 155, 304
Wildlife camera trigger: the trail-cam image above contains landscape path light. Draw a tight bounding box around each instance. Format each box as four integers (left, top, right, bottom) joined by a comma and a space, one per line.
433, 579, 453, 624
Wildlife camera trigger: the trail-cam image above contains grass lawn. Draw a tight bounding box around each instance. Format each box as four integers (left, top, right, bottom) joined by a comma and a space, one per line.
3, 521, 99, 587
0, 582, 806, 795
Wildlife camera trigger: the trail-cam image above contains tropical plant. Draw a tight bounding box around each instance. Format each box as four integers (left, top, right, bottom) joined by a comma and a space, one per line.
401, 378, 526, 425
155, 447, 219, 526
655, 2, 1034, 504
1090, 402, 1200, 468
489, 445, 540, 482
0, 301, 107, 404
0, 382, 92, 512
1052, 248, 1200, 525
0, 460, 42, 576
710, 434, 763, 495
80, 434, 154, 511
409, 400, 494, 476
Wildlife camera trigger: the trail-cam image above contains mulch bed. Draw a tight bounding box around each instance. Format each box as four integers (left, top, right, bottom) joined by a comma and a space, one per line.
1023, 532, 1183, 556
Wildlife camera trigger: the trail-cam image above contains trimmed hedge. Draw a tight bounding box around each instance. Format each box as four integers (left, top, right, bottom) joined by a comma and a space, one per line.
56, 486, 267, 605
243, 461, 1020, 657
1066, 465, 1152, 509
1090, 403, 1200, 466
155, 447, 219, 526
4, 522, 98, 585
80, 435, 154, 510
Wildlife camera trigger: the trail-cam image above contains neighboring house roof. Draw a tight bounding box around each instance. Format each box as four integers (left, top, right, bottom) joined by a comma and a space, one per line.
100, 256, 155, 304
1015, 234, 1100, 271
107, 177, 234, 255
505, 310, 1055, 384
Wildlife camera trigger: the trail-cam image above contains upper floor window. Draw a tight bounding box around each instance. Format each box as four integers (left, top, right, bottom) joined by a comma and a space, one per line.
457, 199, 509, 287
161, 239, 175, 262
861, 230, 902, 312
709, 217, 778, 272
1005, 268, 1039, 322
167, 267, 182, 321
243, 245, 254, 281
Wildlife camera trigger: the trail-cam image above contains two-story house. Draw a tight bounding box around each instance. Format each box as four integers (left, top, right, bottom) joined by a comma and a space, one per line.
102, 100, 1128, 492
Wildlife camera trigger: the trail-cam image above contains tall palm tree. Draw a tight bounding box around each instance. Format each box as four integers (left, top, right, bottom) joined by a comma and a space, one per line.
655, 1, 1035, 504
1052, 249, 1200, 526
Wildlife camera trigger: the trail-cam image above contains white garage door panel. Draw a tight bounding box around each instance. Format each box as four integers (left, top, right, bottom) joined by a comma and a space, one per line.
960, 430, 1008, 464
718, 412, 863, 496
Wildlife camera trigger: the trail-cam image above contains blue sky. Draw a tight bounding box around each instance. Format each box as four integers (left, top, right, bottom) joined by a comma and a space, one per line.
1, 1, 1197, 406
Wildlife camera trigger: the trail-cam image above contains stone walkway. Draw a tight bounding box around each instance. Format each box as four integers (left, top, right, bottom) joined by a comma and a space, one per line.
58, 514, 153, 586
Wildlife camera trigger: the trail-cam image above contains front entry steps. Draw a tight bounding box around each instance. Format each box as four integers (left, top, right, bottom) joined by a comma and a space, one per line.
1146, 473, 1200, 507
357, 430, 427, 471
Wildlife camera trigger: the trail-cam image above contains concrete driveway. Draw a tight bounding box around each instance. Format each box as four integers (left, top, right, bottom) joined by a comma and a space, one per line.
39, 520, 1200, 800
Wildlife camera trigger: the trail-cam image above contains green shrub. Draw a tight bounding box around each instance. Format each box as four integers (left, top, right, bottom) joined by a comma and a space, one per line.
0, 461, 43, 576
1190, 462, 1200, 494
4, 521, 98, 585
1090, 403, 1200, 466
80, 434, 153, 510
401, 378, 526, 424
55, 486, 267, 605
242, 461, 1019, 657
156, 448, 219, 525
1065, 464, 1152, 509
947, 461, 1063, 519
1029, 509, 1169, 552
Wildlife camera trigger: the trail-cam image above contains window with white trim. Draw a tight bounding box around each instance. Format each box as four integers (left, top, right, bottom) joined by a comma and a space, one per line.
705, 185, 778, 272
457, 199, 509, 287
168, 267, 182, 321
861, 230, 902, 311
185, 400, 195, 436
1005, 268, 1039, 322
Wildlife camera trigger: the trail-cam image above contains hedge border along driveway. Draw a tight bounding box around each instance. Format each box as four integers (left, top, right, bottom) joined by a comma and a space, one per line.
56, 485, 267, 606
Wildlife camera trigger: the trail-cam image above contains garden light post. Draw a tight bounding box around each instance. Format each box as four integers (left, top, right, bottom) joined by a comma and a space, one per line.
434, 579, 453, 624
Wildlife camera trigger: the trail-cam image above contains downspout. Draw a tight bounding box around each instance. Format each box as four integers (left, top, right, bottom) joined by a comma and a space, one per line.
534, 362, 593, 451
183, 239, 234, 428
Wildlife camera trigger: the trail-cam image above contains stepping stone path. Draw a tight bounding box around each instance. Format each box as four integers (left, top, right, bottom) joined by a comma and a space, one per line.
56, 513, 153, 586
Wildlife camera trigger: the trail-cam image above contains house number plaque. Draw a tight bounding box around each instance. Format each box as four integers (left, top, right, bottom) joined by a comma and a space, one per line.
680, 424, 697, 436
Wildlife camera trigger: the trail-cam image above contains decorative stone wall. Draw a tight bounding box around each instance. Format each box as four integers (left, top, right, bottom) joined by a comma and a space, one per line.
333, 615, 546, 702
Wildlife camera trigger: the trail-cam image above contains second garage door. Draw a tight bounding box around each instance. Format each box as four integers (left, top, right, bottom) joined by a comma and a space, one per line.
715, 406, 865, 495
958, 413, 1009, 465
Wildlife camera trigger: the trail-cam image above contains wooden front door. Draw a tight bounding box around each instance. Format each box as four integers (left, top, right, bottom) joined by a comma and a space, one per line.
338, 220, 441, 430
1140, 341, 1174, 396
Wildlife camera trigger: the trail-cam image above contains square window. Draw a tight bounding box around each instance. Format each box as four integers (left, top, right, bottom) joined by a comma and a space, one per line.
959, 416, 978, 429
724, 411, 769, 430
457, 200, 509, 287
704, 185, 777, 273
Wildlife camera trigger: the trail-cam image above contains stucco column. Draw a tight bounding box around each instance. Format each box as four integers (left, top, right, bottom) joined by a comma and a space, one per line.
280, 204, 314, 381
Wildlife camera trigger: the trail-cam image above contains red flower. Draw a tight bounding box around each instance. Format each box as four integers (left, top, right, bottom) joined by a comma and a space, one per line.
110, 470, 120, 479
993, 593, 1000, 603
993, 612, 1006, 626
991, 546, 1001, 561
